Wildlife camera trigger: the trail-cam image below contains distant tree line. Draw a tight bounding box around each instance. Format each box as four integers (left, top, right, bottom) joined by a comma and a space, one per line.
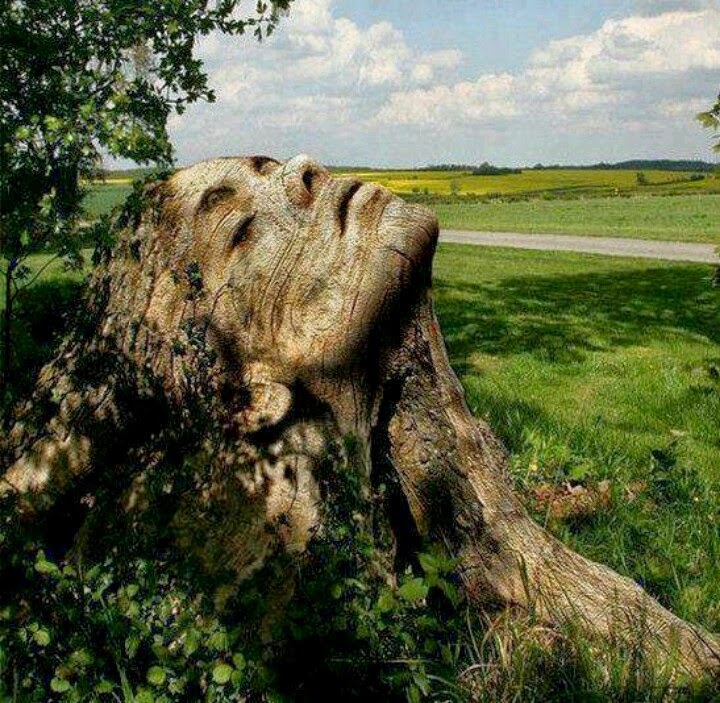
420, 163, 521, 175
416, 159, 717, 174
529, 159, 718, 172
102, 159, 720, 181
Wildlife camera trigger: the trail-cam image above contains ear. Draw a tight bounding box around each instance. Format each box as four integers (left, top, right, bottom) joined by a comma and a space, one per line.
236, 378, 292, 434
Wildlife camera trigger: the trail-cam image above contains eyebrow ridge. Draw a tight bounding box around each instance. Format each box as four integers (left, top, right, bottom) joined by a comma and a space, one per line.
198, 184, 236, 213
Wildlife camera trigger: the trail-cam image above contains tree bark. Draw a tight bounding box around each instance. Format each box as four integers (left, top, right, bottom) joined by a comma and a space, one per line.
378, 292, 720, 681
1, 261, 13, 402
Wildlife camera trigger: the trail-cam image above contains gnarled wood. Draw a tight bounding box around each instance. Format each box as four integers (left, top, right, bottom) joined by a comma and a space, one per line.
379, 294, 720, 680
1, 154, 718, 683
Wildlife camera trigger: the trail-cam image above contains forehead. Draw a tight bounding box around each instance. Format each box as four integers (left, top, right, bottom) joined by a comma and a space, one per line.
170, 157, 280, 198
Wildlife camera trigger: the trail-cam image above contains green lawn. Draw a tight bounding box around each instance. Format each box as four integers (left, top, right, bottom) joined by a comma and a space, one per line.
434, 244, 720, 631
434, 194, 720, 243
83, 182, 132, 219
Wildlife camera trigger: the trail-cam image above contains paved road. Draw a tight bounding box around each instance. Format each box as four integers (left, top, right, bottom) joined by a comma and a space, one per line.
440, 230, 720, 264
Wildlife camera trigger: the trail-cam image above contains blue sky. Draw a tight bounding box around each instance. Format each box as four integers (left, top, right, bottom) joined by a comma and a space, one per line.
168, 0, 720, 167
337, 0, 636, 72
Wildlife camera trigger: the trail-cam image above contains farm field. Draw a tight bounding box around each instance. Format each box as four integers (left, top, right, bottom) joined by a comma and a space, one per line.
434, 194, 720, 243
5, 244, 719, 647
83, 181, 133, 219
85, 169, 720, 243
345, 167, 720, 198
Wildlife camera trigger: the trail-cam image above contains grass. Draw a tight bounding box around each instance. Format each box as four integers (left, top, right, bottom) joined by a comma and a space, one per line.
83, 182, 132, 219
0, 253, 86, 397
434, 194, 720, 243
85, 173, 720, 244
433, 244, 720, 633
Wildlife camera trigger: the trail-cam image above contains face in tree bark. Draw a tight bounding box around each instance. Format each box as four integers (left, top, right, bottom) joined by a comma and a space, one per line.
1, 155, 719, 683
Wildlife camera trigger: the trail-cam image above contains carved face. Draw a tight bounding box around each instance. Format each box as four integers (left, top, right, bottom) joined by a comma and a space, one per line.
3, 156, 438, 580
158, 155, 438, 385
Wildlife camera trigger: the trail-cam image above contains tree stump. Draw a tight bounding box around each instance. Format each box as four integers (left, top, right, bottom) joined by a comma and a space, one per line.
2, 155, 718, 682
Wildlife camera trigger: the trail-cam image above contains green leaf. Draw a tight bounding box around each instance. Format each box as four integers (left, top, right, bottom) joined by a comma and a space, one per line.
212, 662, 233, 685
208, 630, 228, 651
135, 690, 155, 703
147, 666, 166, 687
33, 629, 51, 646
50, 677, 71, 693
34, 553, 59, 575
376, 588, 395, 613
398, 578, 429, 603
183, 629, 200, 657
418, 552, 439, 575
438, 579, 459, 607
125, 632, 140, 658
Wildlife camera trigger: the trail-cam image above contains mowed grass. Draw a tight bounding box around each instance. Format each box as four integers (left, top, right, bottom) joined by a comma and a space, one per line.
433, 244, 720, 632
83, 181, 132, 219
434, 194, 720, 243
85, 171, 720, 243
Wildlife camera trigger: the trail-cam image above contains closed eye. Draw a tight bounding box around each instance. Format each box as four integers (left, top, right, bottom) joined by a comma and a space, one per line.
231, 214, 255, 248
199, 185, 235, 213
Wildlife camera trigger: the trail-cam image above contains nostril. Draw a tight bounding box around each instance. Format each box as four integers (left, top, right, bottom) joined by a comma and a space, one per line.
338, 181, 362, 235
302, 168, 316, 195
283, 156, 329, 207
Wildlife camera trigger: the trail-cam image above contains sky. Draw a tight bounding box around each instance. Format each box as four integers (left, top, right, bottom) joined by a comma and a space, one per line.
166, 0, 720, 167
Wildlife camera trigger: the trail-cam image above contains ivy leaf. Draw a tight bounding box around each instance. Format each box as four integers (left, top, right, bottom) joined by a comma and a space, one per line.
147, 666, 166, 687
398, 578, 429, 603
212, 662, 233, 685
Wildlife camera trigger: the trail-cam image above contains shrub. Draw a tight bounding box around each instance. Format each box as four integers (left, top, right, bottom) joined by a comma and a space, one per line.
0, 447, 462, 702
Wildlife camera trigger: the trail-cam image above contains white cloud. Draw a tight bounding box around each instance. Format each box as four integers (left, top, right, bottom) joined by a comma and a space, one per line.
377, 74, 521, 125
169, 1, 720, 166
374, 7, 720, 136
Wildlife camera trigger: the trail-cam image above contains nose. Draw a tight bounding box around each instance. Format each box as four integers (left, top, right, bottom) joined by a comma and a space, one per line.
283, 154, 331, 208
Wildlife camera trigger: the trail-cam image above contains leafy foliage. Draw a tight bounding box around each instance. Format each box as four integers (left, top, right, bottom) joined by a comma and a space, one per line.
0, 0, 292, 399
697, 91, 720, 152
0, 440, 463, 702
